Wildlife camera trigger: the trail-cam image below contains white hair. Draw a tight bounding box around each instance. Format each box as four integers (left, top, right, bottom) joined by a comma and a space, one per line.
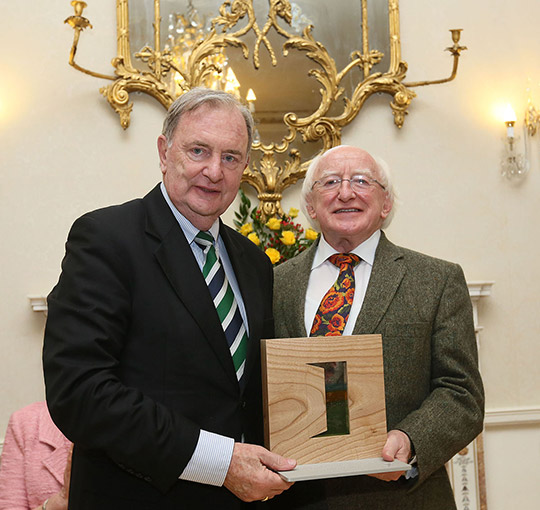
300, 145, 397, 230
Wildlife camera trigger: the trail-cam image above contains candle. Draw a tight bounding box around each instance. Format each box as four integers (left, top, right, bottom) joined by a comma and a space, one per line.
504, 104, 517, 138
246, 88, 257, 113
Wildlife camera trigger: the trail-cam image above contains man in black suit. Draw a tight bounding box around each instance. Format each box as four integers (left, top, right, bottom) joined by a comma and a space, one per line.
43, 87, 295, 509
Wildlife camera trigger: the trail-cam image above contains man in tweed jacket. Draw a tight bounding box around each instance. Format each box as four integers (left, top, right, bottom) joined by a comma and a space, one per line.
271, 146, 484, 509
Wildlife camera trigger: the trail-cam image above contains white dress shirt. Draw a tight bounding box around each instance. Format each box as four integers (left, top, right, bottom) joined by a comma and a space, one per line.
304, 230, 381, 336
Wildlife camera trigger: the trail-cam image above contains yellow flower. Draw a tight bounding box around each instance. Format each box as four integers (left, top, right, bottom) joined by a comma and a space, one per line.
288, 207, 299, 218
280, 230, 296, 246
265, 247, 281, 264
305, 228, 319, 241
266, 217, 281, 230
239, 223, 253, 236
247, 233, 260, 246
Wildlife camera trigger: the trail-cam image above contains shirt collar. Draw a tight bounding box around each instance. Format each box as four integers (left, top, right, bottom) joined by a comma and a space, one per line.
312, 230, 381, 269
160, 182, 220, 243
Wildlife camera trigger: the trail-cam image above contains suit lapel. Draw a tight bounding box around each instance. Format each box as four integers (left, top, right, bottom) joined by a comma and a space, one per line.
143, 186, 238, 386
291, 247, 316, 337
277, 243, 317, 338
353, 232, 406, 334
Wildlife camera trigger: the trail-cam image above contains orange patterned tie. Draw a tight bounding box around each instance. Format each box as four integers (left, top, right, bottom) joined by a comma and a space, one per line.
310, 253, 360, 336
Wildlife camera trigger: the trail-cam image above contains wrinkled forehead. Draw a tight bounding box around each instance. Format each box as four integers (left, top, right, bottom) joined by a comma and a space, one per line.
316, 148, 379, 179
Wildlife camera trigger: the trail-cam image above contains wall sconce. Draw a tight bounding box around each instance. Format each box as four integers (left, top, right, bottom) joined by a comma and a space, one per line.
501, 104, 528, 179
525, 100, 540, 137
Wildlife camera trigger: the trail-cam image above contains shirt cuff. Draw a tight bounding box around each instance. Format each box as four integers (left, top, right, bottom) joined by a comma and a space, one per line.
406, 465, 419, 479
179, 430, 234, 486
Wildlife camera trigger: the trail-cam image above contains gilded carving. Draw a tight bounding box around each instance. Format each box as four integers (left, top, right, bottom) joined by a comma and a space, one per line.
64, 0, 465, 217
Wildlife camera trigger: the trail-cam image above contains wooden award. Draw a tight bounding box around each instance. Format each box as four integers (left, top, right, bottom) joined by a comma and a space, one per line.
261, 335, 410, 481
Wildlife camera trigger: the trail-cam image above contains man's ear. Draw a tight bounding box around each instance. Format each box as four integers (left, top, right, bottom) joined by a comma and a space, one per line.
305, 198, 317, 220
380, 194, 393, 219
157, 135, 168, 174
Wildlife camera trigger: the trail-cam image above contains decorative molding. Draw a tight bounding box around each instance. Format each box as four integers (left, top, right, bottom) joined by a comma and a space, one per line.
4, 408, 534, 462
8, 407, 535, 459
485, 406, 540, 427
28, 281, 496, 318
28, 295, 47, 315
467, 281, 495, 299
467, 281, 494, 334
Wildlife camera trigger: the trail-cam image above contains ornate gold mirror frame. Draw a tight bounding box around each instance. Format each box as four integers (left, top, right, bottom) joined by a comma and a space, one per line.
65, 0, 466, 216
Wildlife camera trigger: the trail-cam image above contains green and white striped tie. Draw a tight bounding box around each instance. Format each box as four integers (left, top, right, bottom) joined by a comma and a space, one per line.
195, 231, 247, 383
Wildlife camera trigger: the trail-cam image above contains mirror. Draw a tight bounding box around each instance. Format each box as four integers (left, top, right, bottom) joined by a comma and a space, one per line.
66, 0, 465, 216
130, 1, 390, 154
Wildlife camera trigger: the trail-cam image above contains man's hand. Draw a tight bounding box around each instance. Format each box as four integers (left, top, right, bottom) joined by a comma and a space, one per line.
223, 443, 296, 502
369, 429, 411, 482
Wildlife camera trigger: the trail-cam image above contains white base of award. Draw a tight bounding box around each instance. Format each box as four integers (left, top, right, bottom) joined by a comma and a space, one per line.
278, 458, 411, 482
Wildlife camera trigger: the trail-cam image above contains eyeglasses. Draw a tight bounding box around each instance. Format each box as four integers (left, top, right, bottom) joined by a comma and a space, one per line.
311, 174, 386, 194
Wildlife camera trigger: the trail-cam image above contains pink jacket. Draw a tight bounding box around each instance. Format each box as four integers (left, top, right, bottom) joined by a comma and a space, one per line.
0, 402, 71, 510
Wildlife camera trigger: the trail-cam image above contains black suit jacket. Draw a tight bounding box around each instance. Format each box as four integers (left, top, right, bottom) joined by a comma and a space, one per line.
43, 184, 274, 509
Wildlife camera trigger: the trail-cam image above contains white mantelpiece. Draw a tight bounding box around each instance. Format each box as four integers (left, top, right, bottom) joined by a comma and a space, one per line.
28, 295, 48, 315
467, 281, 495, 336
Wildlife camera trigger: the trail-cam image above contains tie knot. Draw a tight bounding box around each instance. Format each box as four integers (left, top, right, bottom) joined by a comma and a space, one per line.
195, 231, 214, 249
329, 253, 360, 269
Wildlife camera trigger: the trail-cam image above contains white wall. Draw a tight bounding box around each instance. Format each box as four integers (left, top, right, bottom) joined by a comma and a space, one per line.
1, 1, 539, 508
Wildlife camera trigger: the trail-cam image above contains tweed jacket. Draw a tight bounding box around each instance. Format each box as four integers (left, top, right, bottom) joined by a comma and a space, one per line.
271, 232, 484, 510
0, 402, 71, 510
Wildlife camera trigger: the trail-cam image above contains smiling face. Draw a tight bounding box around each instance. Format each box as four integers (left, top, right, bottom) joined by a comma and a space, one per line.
306, 146, 393, 251
157, 103, 249, 231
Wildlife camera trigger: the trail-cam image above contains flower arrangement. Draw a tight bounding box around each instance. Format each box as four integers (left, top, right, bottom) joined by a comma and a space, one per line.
233, 190, 319, 265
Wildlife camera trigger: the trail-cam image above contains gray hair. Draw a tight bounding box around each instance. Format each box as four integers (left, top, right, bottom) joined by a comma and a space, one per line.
300, 146, 397, 230
161, 87, 254, 152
